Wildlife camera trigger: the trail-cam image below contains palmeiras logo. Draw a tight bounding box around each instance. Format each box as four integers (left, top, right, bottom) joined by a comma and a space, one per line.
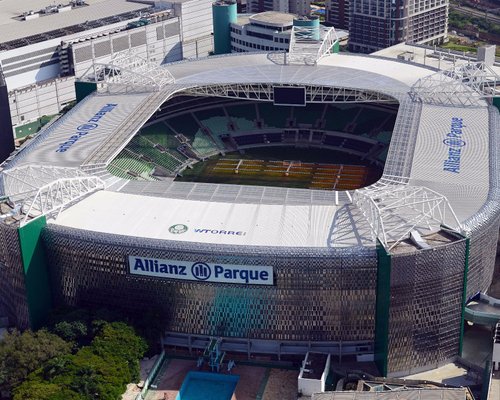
169, 224, 188, 234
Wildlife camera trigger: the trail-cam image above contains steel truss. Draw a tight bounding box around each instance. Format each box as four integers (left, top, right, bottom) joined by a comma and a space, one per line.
21, 176, 105, 225
288, 26, 339, 66
410, 62, 500, 106
184, 84, 397, 103
353, 179, 463, 250
80, 51, 175, 93
1, 165, 104, 225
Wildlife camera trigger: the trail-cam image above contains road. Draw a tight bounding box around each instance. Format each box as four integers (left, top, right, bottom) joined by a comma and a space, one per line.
450, 3, 500, 24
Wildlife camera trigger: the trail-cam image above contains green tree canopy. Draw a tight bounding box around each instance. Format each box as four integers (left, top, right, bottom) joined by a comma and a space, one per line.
12, 321, 147, 400
0, 329, 71, 394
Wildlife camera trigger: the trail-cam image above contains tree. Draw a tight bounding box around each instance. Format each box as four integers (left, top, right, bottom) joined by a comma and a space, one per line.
11, 321, 147, 400
13, 381, 85, 400
0, 329, 71, 394
91, 322, 148, 382
53, 320, 88, 346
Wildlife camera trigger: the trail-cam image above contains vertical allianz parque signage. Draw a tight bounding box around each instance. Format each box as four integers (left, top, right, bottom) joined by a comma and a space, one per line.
128, 256, 274, 285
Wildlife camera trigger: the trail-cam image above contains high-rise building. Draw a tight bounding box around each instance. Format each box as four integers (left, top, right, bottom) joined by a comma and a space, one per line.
348, 0, 448, 53
325, 0, 349, 30
247, 0, 310, 16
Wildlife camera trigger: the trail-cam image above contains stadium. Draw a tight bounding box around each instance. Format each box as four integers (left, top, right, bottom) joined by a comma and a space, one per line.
0, 40, 499, 377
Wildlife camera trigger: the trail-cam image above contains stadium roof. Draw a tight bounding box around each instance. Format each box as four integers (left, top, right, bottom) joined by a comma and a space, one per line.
53, 191, 355, 247
8, 53, 435, 170
166, 53, 436, 89
1, 52, 496, 249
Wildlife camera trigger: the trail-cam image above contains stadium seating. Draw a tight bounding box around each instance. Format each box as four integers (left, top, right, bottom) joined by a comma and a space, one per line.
225, 104, 257, 126
231, 117, 255, 131
139, 122, 171, 147
375, 131, 392, 144
349, 107, 388, 135
140, 123, 190, 161
166, 114, 200, 140
377, 148, 389, 163
110, 97, 396, 181
192, 131, 219, 157
107, 150, 156, 180
259, 103, 290, 128
294, 103, 325, 126
128, 136, 184, 173
324, 105, 360, 132
197, 116, 230, 149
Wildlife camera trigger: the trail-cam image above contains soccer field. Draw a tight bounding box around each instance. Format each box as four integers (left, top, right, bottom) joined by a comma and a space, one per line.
176, 149, 381, 190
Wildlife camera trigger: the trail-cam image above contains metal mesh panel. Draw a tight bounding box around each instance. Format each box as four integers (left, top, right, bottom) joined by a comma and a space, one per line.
130, 32, 147, 48
73, 45, 93, 63
0, 223, 29, 329
164, 21, 180, 38
387, 238, 467, 374
94, 40, 112, 58
112, 36, 129, 52
382, 96, 422, 178
156, 26, 164, 41
42, 225, 377, 342
467, 216, 499, 297
462, 106, 500, 296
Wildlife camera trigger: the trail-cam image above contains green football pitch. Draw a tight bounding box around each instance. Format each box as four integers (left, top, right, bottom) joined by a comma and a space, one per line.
175, 147, 382, 190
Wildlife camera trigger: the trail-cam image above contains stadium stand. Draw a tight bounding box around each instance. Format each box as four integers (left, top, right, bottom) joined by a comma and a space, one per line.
196, 116, 230, 148
225, 104, 258, 130
324, 105, 360, 132
192, 131, 220, 157
166, 113, 200, 139
259, 103, 290, 128
107, 149, 156, 180
349, 107, 391, 135
294, 103, 325, 126
128, 136, 185, 173
107, 98, 395, 184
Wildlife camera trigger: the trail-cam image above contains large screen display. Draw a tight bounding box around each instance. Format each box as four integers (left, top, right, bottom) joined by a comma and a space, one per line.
273, 86, 306, 106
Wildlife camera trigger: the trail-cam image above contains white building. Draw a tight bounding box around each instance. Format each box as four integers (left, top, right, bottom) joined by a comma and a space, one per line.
230, 12, 293, 53
230, 12, 347, 54
0, 0, 213, 131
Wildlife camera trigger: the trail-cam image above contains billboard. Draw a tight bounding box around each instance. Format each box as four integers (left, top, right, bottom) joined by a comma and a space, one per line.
129, 256, 274, 285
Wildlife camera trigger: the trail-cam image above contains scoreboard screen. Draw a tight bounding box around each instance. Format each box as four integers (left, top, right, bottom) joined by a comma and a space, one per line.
273, 86, 306, 106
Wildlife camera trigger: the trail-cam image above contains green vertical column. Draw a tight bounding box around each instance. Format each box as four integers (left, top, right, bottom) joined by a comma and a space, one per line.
75, 81, 97, 103
374, 241, 391, 377
493, 97, 500, 111
458, 237, 470, 356
18, 216, 52, 329
212, 1, 237, 55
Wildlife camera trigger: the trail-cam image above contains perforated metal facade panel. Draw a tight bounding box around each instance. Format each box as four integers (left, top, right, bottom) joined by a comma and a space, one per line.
0, 223, 29, 329
42, 225, 378, 342
386, 239, 467, 374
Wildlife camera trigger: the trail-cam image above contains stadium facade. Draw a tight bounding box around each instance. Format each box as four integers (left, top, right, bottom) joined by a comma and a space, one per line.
0, 43, 499, 378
